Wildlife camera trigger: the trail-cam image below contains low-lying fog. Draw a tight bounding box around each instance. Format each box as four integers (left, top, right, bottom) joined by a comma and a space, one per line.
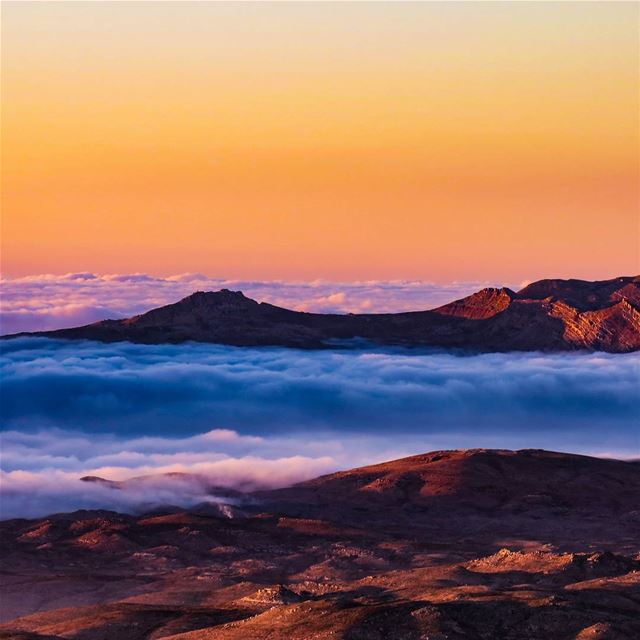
1, 337, 638, 518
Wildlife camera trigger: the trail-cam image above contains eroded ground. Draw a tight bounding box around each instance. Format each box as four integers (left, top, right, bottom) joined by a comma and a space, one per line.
1, 449, 639, 639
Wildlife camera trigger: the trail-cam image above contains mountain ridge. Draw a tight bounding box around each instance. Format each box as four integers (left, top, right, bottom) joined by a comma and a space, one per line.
5, 275, 640, 352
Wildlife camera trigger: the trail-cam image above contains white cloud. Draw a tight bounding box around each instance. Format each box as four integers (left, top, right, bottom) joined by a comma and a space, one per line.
0, 273, 495, 334
0, 454, 336, 520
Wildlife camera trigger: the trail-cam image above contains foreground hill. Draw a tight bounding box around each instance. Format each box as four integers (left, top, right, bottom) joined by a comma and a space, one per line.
257, 448, 640, 523
6, 276, 640, 352
1, 449, 639, 639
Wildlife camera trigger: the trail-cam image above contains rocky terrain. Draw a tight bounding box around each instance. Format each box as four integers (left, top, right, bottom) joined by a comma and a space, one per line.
6, 276, 640, 352
1, 449, 639, 639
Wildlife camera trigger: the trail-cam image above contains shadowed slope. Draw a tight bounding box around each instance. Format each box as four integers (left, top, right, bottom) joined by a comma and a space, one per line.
5, 276, 640, 352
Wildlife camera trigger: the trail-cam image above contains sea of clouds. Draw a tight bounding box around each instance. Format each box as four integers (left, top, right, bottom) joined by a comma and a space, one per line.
1, 335, 638, 518
1, 273, 637, 518
0, 272, 502, 335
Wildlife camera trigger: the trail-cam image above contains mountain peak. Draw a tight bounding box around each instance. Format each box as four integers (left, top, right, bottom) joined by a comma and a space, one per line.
179, 289, 256, 305
433, 286, 515, 319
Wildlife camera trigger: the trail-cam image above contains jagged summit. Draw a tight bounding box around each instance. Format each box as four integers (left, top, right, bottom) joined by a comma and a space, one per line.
433, 287, 516, 319
6, 275, 639, 352
516, 275, 640, 310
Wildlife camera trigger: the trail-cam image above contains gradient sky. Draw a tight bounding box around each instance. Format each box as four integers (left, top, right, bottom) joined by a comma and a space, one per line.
2, 1, 638, 281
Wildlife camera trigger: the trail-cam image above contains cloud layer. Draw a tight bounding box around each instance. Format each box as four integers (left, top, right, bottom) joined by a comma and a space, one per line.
0, 437, 341, 520
2, 337, 638, 518
2, 338, 637, 440
1, 425, 411, 519
0, 272, 496, 334
1, 337, 638, 518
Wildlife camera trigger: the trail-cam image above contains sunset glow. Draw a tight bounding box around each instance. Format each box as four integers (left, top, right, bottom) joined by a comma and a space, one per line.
2, 1, 638, 281
2, 5, 640, 630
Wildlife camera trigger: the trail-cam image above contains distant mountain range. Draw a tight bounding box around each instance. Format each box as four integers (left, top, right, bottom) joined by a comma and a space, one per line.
7, 275, 640, 352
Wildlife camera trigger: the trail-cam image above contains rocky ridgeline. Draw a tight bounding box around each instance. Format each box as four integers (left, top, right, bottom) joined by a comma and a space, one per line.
8, 275, 640, 352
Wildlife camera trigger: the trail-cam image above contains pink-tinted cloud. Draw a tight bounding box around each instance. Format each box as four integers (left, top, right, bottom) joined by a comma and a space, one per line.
0, 426, 401, 519
0, 455, 340, 520
0, 273, 499, 334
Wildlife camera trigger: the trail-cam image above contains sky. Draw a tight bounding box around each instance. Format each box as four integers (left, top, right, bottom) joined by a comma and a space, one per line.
2, 1, 639, 282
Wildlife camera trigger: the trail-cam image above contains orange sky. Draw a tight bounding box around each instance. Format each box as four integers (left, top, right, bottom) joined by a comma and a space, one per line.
2, 2, 638, 282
